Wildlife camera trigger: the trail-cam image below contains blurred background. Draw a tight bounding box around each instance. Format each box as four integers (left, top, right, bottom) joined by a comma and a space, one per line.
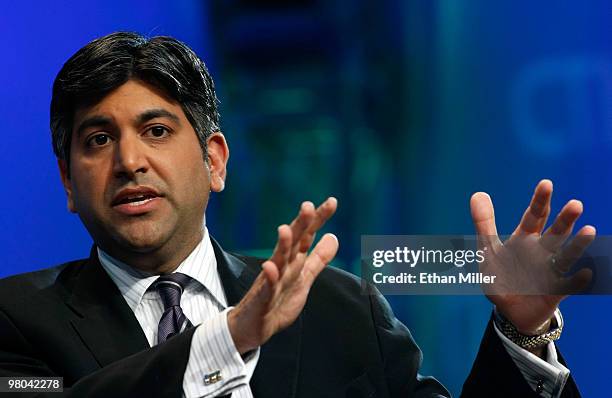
1, 0, 610, 395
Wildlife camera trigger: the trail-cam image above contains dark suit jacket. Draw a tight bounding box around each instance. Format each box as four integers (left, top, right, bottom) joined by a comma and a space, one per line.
0, 240, 581, 397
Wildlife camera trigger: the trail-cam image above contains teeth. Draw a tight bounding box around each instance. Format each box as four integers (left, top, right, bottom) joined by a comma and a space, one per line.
126, 197, 153, 206
127, 195, 146, 200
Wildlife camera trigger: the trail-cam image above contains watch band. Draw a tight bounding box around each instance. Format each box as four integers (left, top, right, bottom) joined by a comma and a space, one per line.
494, 308, 563, 349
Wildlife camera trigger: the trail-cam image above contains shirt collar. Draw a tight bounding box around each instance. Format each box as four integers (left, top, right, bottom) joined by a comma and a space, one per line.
97, 227, 227, 312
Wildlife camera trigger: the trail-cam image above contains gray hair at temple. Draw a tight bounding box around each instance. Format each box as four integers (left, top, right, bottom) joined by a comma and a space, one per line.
50, 31, 220, 167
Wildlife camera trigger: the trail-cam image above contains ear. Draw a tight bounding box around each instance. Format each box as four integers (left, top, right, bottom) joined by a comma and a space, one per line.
58, 159, 76, 213
206, 132, 229, 192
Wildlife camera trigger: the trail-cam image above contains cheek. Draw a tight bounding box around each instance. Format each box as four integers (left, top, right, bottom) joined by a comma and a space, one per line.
187, 149, 211, 185
191, 162, 211, 199
70, 167, 109, 211
164, 151, 210, 203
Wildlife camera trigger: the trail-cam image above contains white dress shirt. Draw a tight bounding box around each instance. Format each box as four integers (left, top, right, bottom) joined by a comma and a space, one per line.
98, 227, 258, 398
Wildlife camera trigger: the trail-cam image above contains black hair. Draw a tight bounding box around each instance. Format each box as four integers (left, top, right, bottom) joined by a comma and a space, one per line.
50, 31, 220, 165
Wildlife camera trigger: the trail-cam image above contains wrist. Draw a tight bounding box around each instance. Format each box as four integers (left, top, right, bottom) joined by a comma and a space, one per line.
227, 308, 251, 355
518, 317, 552, 336
521, 318, 551, 358
494, 308, 563, 351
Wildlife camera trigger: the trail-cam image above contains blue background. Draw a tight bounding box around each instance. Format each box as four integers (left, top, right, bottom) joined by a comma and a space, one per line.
1, 1, 610, 395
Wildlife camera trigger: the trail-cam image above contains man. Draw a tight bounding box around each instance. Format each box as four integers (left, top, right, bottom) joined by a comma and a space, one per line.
0, 32, 593, 397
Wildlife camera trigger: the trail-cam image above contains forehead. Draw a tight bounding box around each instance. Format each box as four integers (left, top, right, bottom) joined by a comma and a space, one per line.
72, 79, 185, 125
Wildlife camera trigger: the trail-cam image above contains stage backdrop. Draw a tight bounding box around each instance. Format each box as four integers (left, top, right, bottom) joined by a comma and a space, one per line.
1, 1, 609, 395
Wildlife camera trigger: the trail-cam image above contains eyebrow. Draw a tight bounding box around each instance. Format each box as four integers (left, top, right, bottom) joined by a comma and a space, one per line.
136, 108, 181, 126
75, 115, 113, 137
74, 108, 181, 137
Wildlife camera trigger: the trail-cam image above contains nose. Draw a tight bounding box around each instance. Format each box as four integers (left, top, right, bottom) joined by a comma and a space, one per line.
113, 134, 148, 179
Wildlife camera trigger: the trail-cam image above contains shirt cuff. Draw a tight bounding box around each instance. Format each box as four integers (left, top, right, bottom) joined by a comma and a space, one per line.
493, 309, 569, 398
183, 307, 260, 398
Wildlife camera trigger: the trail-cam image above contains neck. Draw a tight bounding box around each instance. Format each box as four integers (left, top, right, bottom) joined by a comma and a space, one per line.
100, 229, 205, 274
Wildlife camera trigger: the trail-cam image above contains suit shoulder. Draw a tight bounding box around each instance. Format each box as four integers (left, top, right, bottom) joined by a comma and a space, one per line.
231, 252, 367, 303
0, 259, 87, 301
320, 264, 362, 283
308, 265, 374, 316
317, 265, 364, 293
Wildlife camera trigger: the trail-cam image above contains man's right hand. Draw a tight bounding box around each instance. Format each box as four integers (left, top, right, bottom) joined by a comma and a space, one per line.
227, 198, 339, 354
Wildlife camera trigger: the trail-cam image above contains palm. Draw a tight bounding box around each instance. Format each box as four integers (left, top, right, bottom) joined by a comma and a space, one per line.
261, 265, 311, 333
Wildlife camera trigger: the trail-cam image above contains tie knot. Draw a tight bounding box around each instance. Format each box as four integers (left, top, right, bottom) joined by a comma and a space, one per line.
153, 273, 191, 310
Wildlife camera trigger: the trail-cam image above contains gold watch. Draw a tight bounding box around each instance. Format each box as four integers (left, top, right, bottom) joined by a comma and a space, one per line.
494, 308, 563, 349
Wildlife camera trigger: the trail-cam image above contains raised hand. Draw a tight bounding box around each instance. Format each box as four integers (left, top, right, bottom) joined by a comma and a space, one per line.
470, 180, 595, 341
228, 198, 339, 354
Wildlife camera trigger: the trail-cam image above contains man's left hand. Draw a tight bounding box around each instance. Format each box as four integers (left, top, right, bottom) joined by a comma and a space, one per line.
470, 179, 595, 354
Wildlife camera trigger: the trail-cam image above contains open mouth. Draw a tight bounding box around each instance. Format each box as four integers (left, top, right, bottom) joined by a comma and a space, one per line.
111, 187, 163, 210
115, 194, 158, 207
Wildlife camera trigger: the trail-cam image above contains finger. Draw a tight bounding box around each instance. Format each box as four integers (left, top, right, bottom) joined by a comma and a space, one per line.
298, 197, 338, 253
553, 225, 596, 273
245, 262, 278, 306
470, 192, 502, 249
261, 260, 280, 285
513, 179, 553, 235
288, 202, 316, 260
278, 252, 307, 289
302, 233, 339, 284
268, 225, 292, 273
557, 268, 593, 296
540, 200, 583, 252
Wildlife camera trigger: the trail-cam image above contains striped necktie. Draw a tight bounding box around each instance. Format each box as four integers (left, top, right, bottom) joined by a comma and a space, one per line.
154, 273, 194, 343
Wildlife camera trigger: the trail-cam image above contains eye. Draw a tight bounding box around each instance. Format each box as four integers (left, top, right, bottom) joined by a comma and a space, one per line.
147, 125, 170, 138
86, 133, 112, 147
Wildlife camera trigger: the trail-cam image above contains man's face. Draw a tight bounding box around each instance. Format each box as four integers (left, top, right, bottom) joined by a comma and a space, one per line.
59, 79, 228, 270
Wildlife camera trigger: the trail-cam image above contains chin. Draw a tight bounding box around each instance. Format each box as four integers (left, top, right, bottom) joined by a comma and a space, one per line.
119, 239, 164, 253
111, 225, 171, 253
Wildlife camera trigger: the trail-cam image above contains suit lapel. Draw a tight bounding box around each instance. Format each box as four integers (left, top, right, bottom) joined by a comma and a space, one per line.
65, 248, 149, 368
63, 239, 302, 395
211, 238, 302, 398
